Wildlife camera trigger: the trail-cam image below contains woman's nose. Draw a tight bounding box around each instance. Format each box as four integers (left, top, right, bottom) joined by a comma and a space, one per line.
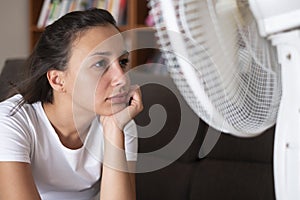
110, 60, 128, 87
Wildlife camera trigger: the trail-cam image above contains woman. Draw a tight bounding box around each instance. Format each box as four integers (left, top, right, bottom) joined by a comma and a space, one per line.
0, 8, 142, 200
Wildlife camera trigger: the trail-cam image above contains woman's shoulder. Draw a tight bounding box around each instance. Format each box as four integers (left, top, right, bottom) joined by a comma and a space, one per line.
0, 94, 38, 126
0, 94, 34, 163
0, 94, 22, 106
0, 94, 23, 115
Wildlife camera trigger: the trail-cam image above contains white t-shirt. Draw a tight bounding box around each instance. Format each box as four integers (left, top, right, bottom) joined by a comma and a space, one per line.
0, 94, 138, 200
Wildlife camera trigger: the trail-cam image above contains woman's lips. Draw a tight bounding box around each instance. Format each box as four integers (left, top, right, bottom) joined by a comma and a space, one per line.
106, 93, 128, 104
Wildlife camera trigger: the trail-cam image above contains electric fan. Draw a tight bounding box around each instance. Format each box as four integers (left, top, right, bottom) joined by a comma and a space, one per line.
148, 0, 300, 199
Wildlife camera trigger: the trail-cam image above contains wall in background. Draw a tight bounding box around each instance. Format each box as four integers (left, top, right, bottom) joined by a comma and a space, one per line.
0, 0, 29, 72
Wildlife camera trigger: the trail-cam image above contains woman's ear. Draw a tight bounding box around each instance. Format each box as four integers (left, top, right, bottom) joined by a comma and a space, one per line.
47, 70, 66, 93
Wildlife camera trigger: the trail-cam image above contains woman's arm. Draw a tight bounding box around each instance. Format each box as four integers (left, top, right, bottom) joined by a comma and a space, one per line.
100, 128, 136, 200
0, 162, 41, 200
100, 87, 143, 200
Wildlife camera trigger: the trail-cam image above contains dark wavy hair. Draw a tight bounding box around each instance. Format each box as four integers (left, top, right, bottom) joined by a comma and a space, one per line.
16, 8, 118, 107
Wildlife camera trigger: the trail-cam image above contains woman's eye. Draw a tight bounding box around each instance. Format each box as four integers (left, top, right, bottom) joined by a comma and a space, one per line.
119, 58, 129, 69
94, 60, 107, 69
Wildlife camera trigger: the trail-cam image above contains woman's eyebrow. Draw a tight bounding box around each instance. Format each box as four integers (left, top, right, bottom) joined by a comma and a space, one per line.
89, 50, 129, 57
89, 51, 112, 57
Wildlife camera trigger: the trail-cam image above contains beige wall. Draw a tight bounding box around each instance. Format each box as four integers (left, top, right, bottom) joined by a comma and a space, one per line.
0, 0, 29, 72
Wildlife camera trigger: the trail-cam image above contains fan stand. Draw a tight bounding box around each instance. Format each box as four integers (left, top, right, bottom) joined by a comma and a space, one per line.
271, 30, 300, 200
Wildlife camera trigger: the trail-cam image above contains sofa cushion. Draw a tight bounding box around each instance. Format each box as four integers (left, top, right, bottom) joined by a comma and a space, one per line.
136, 160, 194, 200
130, 70, 208, 164
205, 126, 275, 163
189, 159, 275, 200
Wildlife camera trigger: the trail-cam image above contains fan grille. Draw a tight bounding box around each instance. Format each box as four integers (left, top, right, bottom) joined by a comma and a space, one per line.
148, 0, 282, 135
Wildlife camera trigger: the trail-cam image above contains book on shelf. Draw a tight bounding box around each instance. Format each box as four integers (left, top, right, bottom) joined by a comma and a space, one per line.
37, 0, 51, 28
117, 0, 127, 25
37, 0, 128, 28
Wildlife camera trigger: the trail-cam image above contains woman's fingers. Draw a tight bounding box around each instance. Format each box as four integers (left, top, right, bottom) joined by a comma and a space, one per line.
113, 86, 143, 130
127, 85, 143, 114
102, 85, 143, 132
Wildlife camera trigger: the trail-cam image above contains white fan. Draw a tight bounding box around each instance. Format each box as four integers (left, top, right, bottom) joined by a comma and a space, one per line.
148, 0, 300, 199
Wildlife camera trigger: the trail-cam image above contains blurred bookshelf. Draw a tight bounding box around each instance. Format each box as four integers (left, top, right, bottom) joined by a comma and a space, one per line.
29, 0, 155, 67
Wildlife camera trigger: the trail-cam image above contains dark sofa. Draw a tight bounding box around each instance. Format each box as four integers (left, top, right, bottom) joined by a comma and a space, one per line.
0, 58, 27, 101
0, 59, 275, 200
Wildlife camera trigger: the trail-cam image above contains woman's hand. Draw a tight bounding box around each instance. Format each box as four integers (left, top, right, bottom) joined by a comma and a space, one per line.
100, 85, 143, 139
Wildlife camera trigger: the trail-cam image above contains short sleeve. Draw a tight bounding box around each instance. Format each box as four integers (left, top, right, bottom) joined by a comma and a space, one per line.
0, 98, 32, 163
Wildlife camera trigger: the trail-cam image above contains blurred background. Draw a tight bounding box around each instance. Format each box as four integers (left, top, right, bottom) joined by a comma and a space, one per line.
0, 0, 29, 72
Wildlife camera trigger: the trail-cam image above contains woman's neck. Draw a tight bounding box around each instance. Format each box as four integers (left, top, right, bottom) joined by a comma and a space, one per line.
43, 101, 95, 150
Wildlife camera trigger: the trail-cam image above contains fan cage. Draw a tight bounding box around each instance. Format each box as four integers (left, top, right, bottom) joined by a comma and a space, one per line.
148, 0, 282, 135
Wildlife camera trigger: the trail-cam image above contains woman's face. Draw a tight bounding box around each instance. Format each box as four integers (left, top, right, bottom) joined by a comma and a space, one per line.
63, 25, 131, 116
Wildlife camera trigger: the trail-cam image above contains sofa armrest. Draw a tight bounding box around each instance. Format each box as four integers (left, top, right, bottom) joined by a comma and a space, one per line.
0, 58, 27, 101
